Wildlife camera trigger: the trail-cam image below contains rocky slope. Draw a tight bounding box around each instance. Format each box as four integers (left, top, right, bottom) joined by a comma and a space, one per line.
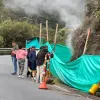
72, 0, 100, 59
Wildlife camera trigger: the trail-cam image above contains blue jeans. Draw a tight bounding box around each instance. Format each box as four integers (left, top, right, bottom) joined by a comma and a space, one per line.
12, 56, 17, 73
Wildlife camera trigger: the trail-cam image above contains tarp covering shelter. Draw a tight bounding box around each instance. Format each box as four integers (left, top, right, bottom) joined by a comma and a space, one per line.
50, 44, 72, 63
44, 42, 100, 93
26, 37, 45, 49
26, 39, 100, 92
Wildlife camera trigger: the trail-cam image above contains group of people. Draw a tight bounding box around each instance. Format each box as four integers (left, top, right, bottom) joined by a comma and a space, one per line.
11, 41, 52, 83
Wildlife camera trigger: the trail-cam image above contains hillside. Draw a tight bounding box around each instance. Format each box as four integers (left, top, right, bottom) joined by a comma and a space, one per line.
72, 0, 100, 59
0, 0, 66, 47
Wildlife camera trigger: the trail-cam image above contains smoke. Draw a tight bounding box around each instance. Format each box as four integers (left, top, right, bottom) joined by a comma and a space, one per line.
4, 0, 86, 49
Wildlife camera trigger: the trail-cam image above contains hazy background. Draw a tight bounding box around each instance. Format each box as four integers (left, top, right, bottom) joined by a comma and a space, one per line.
3, 0, 86, 50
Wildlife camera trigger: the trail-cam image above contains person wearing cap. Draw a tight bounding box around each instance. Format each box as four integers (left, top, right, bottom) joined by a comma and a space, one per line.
29, 46, 37, 81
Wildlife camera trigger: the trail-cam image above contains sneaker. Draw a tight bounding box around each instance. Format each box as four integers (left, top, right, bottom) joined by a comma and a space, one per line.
40, 82, 42, 84
31, 78, 35, 82
11, 72, 17, 75
34, 77, 36, 81
18, 75, 21, 78
36, 80, 38, 83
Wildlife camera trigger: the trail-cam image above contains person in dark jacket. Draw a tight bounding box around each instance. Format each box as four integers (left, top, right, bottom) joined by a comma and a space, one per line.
26, 48, 32, 77
36, 46, 48, 83
29, 46, 36, 81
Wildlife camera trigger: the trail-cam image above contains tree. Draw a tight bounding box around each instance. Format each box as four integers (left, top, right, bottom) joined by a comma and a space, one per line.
0, 36, 4, 47
0, 19, 39, 47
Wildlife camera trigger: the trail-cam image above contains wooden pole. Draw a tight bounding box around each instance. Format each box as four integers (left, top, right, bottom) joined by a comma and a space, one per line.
83, 28, 91, 55
53, 24, 58, 52
46, 20, 49, 42
40, 23, 42, 46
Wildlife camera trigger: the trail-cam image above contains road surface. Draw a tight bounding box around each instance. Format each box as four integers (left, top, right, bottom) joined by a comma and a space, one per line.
0, 56, 90, 100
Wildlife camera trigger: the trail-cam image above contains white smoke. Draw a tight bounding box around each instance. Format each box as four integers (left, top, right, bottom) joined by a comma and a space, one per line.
4, 0, 86, 49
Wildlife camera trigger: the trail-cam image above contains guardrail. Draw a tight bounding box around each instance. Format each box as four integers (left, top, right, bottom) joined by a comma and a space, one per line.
0, 48, 11, 51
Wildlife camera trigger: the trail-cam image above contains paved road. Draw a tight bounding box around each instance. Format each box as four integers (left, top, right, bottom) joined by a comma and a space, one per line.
0, 56, 90, 100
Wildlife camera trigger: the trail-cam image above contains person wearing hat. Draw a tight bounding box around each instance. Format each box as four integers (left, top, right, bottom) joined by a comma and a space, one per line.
29, 46, 37, 81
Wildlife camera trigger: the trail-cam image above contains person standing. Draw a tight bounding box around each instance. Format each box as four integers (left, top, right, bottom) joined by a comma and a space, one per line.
11, 42, 19, 75
16, 45, 27, 78
26, 48, 32, 77
29, 46, 37, 81
36, 46, 48, 83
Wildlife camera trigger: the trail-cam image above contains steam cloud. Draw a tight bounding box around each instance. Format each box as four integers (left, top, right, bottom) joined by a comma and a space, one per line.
4, 0, 86, 49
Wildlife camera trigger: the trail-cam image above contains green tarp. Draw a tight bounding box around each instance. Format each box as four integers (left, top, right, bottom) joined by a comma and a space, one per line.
26, 40, 100, 92
26, 37, 45, 49
45, 42, 100, 93
51, 44, 72, 62
26, 38, 39, 49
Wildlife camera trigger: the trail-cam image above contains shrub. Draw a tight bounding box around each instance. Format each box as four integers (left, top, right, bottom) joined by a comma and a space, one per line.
0, 19, 39, 47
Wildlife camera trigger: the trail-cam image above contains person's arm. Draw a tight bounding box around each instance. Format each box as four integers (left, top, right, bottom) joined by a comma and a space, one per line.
15, 45, 19, 50
11, 51, 16, 55
24, 50, 27, 56
32, 52, 36, 62
36, 53, 39, 60
14, 45, 19, 54
16, 51, 18, 59
11, 46, 18, 55
29, 52, 32, 62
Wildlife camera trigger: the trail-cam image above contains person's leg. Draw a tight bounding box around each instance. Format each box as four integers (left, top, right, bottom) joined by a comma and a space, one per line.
27, 70, 30, 77
36, 66, 40, 82
12, 57, 17, 74
32, 70, 35, 81
32, 70, 36, 80
18, 60, 21, 77
34, 70, 36, 78
20, 59, 25, 76
13, 57, 17, 73
12, 57, 14, 69
32, 63, 36, 80
40, 65, 44, 83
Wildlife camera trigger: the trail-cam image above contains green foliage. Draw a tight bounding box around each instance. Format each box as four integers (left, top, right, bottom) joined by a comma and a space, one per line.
0, 19, 66, 48
0, 0, 66, 48
0, 36, 4, 47
0, 19, 39, 47
57, 28, 67, 45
